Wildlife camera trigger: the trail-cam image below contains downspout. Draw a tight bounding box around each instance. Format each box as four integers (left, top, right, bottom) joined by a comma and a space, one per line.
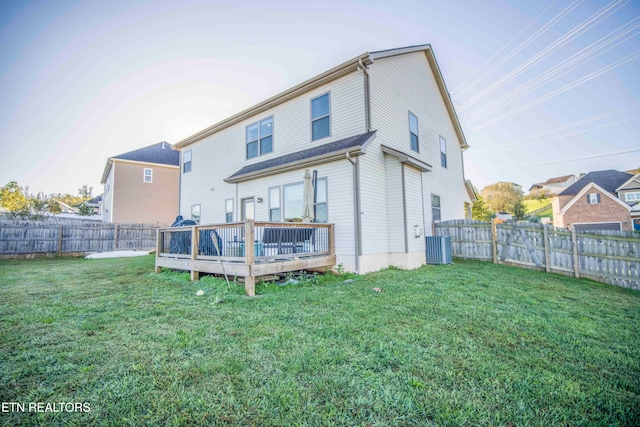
358, 59, 371, 132
346, 152, 361, 274
178, 153, 182, 217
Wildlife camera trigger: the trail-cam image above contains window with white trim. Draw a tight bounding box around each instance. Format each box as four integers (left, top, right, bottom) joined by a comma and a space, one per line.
225, 199, 234, 223
191, 204, 201, 223
409, 112, 419, 152
143, 168, 152, 183
282, 178, 329, 223
625, 191, 640, 202
183, 150, 192, 173
311, 93, 330, 141
269, 187, 281, 222
587, 193, 600, 204
246, 116, 273, 159
432, 194, 441, 221
440, 136, 447, 168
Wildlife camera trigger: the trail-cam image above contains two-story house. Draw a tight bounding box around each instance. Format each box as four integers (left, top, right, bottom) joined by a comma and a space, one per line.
529, 174, 577, 195
101, 142, 180, 224
552, 170, 640, 231
174, 44, 474, 273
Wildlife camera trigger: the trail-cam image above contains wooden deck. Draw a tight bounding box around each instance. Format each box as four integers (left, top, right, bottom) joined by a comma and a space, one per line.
155, 221, 336, 296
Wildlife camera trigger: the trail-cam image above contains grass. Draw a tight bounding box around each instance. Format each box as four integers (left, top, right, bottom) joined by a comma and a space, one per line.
523, 198, 553, 218
1, 255, 639, 426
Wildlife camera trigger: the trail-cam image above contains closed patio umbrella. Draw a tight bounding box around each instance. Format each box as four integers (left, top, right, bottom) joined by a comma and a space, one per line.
301, 169, 315, 223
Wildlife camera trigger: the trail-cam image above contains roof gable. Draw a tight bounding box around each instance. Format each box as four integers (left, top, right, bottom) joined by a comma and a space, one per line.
615, 173, 640, 192
174, 44, 467, 151
559, 182, 631, 214
101, 142, 180, 183
559, 170, 632, 196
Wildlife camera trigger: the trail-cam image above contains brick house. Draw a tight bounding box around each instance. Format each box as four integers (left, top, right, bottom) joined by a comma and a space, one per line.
552, 170, 636, 231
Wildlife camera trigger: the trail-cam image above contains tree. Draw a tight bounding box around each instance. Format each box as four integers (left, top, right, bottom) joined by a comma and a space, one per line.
78, 185, 93, 198
481, 182, 523, 213
472, 193, 494, 221
513, 198, 527, 220
525, 188, 552, 202
0, 181, 28, 214
77, 203, 94, 216
28, 192, 59, 220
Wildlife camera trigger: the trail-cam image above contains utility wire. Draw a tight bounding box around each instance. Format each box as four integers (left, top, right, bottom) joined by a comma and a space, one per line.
463, 0, 629, 107
451, 0, 562, 97
467, 19, 640, 121
470, 50, 640, 131
468, 148, 640, 171
476, 115, 640, 154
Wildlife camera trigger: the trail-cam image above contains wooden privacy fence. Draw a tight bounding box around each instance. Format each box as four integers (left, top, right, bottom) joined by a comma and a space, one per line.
435, 219, 640, 290
0, 221, 159, 256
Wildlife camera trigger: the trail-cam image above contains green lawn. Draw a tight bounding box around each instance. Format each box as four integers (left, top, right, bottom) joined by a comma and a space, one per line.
524, 198, 553, 217
1, 256, 639, 426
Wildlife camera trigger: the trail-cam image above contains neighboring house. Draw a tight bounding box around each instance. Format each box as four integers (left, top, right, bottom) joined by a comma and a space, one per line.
55, 201, 77, 214
497, 182, 523, 194
495, 212, 513, 221
82, 195, 103, 215
616, 173, 640, 231
529, 174, 576, 195
552, 170, 637, 231
101, 142, 180, 224
174, 44, 473, 273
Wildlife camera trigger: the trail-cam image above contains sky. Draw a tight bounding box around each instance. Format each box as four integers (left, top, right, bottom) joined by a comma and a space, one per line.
0, 0, 639, 196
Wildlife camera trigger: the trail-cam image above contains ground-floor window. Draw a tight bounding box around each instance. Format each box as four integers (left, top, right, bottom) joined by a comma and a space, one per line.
269, 187, 281, 222
225, 199, 234, 223
282, 177, 328, 223
432, 195, 441, 222
191, 204, 201, 223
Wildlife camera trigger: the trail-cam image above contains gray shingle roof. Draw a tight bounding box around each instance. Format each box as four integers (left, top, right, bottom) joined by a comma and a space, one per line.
112, 141, 180, 166
227, 131, 376, 181
558, 170, 632, 196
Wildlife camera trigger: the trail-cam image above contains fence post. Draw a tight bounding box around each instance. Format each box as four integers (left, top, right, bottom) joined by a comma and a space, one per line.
491, 219, 497, 264
113, 224, 118, 251
571, 227, 580, 279
57, 224, 63, 256
154, 228, 162, 274
543, 225, 550, 273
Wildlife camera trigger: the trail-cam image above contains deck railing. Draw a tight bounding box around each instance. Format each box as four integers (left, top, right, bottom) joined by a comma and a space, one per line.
156, 221, 336, 295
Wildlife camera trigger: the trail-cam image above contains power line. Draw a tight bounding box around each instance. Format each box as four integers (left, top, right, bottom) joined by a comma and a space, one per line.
476, 114, 640, 154
470, 50, 640, 131
468, 149, 640, 171
451, 0, 563, 97
466, 18, 640, 121
463, 0, 630, 108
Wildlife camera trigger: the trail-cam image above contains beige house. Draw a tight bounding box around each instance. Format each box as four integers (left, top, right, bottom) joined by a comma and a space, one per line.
552, 170, 637, 231
101, 142, 180, 224
174, 44, 474, 273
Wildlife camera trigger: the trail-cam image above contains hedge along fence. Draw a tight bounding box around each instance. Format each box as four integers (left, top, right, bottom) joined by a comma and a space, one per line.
0, 220, 160, 257
435, 219, 640, 290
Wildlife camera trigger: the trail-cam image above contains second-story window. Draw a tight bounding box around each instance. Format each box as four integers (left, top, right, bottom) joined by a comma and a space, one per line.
440, 136, 447, 168
311, 93, 330, 141
409, 112, 419, 152
183, 150, 192, 173
144, 168, 152, 183
587, 194, 601, 204
246, 117, 273, 159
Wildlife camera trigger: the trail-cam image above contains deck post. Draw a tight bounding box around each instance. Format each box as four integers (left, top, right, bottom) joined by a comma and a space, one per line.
329, 224, 335, 261
244, 220, 255, 296
154, 228, 162, 273
190, 226, 199, 281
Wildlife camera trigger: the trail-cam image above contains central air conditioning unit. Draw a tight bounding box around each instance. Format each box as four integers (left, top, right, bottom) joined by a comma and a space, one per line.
425, 236, 452, 264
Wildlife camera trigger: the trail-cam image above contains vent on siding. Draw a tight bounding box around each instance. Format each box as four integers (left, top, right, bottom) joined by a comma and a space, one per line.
425, 236, 452, 264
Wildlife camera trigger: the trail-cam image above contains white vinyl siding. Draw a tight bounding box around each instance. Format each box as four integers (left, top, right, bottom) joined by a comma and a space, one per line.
234, 161, 355, 270
179, 71, 364, 227
360, 50, 469, 257
405, 166, 424, 252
